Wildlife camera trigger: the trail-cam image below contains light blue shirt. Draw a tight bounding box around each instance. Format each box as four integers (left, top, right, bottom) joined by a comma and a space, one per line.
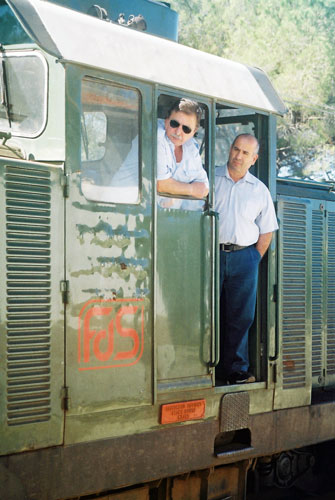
215, 165, 278, 245
157, 119, 208, 210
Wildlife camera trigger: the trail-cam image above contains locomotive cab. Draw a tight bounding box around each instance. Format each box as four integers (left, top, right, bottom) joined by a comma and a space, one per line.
0, 0, 284, 443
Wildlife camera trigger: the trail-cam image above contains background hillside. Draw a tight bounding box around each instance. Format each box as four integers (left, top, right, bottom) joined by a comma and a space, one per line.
171, 0, 335, 182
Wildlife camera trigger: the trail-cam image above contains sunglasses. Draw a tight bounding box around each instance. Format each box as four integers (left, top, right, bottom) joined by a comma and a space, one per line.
169, 119, 193, 134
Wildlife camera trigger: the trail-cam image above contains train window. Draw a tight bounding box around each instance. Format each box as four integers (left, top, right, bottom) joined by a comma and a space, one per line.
215, 106, 257, 167
80, 78, 140, 204
156, 94, 208, 211
0, 52, 47, 137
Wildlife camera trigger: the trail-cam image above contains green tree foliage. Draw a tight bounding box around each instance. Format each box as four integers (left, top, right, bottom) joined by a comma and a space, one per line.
172, 0, 335, 105
0, 4, 31, 45
171, 0, 335, 181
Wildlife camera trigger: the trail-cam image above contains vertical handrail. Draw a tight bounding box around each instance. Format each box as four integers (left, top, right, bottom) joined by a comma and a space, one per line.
269, 222, 280, 362
205, 209, 220, 367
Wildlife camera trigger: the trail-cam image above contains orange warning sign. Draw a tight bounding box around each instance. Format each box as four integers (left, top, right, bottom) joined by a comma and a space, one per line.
160, 399, 206, 424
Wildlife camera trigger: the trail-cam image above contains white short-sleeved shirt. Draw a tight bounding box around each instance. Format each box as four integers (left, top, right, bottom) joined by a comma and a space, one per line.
215, 165, 278, 246
157, 119, 208, 210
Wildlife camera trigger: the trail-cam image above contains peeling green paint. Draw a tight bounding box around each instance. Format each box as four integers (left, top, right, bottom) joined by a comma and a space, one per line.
76, 220, 148, 248
90, 235, 131, 248
71, 263, 147, 281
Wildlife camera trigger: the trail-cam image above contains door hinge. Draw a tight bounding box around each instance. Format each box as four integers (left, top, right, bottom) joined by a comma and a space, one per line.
272, 284, 278, 302
60, 280, 69, 304
61, 386, 69, 411
273, 363, 277, 383
61, 173, 69, 198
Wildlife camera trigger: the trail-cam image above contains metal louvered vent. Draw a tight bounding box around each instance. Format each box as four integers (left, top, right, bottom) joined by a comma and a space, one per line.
281, 201, 307, 389
327, 212, 335, 374
6, 165, 51, 426
311, 209, 324, 378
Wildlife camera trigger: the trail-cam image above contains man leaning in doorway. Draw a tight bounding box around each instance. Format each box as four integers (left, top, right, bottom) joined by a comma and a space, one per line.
215, 133, 278, 385
157, 98, 208, 209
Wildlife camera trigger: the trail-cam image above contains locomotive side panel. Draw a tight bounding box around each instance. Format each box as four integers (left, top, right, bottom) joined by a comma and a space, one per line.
63, 65, 155, 443
275, 185, 335, 406
0, 159, 65, 455
274, 196, 312, 409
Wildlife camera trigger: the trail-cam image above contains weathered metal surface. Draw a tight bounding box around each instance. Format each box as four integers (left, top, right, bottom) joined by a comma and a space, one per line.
327, 209, 335, 381
220, 392, 250, 433
1, 5, 335, 500
62, 70, 155, 445
0, 158, 64, 456
65, 183, 153, 413
250, 402, 335, 458
97, 486, 149, 500
6, 0, 286, 114
274, 196, 312, 409
274, 193, 335, 407
170, 475, 202, 500
0, 421, 217, 500
2, 402, 335, 499
156, 208, 212, 385
169, 464, 248, 500
205, 463, 248, 500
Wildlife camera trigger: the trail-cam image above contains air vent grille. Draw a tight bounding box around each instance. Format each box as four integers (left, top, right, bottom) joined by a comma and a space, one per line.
281, 201, 307, 389
311, 210, 324, 378
327, 212, 335, 374
6, 165, 52, 426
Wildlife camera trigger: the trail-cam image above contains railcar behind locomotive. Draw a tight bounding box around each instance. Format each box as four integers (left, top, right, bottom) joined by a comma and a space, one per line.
1, 0, 335, 499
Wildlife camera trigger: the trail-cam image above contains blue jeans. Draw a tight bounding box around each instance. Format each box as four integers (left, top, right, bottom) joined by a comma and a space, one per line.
217, 245, 261, 377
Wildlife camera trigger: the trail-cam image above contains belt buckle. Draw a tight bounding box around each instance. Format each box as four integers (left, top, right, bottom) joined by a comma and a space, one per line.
224, 244, 232, 252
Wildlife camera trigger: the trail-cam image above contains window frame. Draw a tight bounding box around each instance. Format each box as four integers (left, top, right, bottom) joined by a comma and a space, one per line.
0, 50, 48, 138
156, 91, 211, 211
80, 76, 142, 206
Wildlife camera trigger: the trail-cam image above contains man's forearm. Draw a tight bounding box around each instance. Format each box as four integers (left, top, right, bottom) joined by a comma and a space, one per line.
255, 232, 273, 258
157, 178, 208, 199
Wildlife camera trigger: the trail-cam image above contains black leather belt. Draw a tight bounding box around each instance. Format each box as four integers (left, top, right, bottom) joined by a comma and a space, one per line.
220, 243, 249, 252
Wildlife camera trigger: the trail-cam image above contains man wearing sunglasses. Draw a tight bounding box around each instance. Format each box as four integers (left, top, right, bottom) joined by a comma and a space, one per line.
157, 98, 209, 209
215, 134, 278, 385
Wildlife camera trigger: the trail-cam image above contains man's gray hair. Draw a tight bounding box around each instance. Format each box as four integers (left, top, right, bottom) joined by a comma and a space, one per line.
167, 98, 202, 128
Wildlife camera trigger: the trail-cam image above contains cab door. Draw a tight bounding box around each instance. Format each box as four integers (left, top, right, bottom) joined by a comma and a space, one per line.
64, 69, 153, 440
155, 93, 215, 390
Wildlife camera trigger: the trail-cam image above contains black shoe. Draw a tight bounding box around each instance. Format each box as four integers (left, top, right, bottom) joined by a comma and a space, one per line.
226, 371, 256, 385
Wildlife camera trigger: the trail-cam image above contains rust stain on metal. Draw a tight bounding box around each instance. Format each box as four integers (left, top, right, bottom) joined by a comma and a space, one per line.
283, 357, 295, 370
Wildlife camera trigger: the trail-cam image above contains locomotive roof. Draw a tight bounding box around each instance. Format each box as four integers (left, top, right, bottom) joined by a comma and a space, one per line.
6, 0, 287, 115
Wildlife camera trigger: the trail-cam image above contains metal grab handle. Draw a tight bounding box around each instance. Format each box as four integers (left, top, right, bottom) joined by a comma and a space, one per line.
205, 209, 220, 367
269, 226, 280, 362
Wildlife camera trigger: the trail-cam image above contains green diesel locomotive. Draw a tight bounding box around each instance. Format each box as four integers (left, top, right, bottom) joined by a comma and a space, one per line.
0, 1, 334, 499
